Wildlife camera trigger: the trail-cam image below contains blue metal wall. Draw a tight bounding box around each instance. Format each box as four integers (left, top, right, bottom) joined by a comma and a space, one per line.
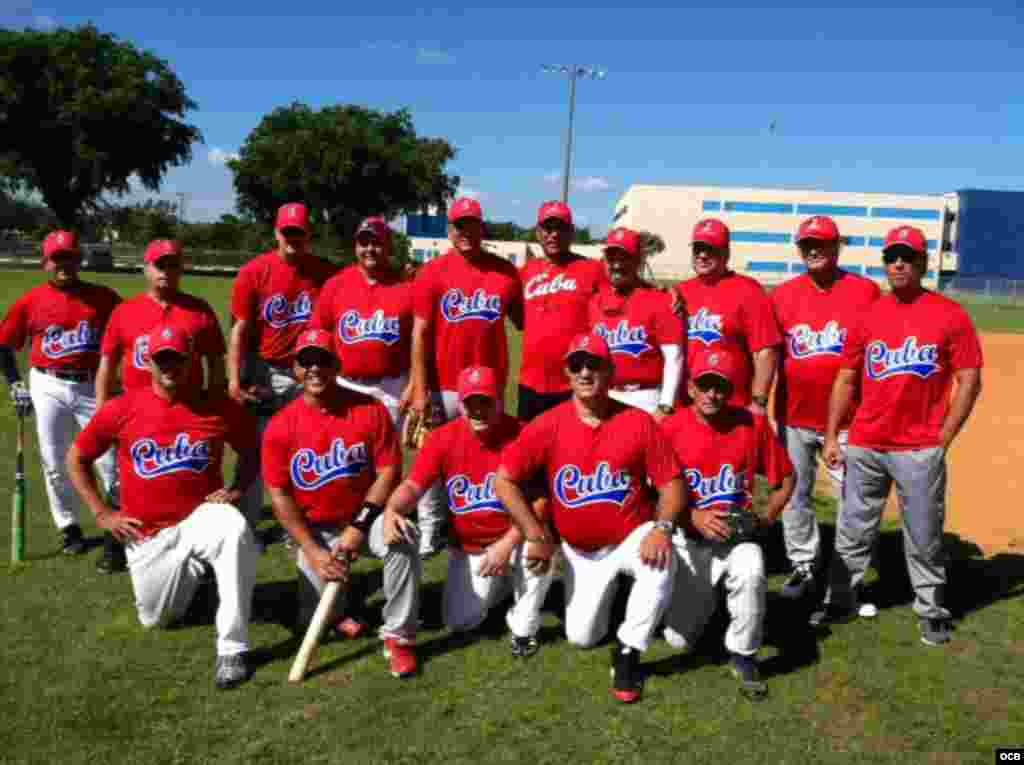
956, 189, 1024, 278
405, 213, 447, 238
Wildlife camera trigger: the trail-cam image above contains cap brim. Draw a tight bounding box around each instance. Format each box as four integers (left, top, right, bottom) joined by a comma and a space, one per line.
694, 370, 734, 385
796, 233, 839, 244
564, 349, 610, 363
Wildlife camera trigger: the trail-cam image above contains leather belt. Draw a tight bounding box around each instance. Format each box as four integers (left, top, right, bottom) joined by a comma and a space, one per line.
37, 367, 92, 382
611, 384, 657, 393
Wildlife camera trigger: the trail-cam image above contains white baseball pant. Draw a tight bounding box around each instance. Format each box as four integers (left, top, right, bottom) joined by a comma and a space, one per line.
561, 522, 675, 652
410, 390, 462, 554
28, 367, 119, 530
608, 387, 660, 414
663, 535, 766, 656
443, 544, 554, 637
124, 502, 258, 656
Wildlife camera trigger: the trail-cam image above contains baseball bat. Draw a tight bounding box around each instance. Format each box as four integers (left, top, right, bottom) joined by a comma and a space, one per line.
11, 411, 25, 564
288, 579, 344, 683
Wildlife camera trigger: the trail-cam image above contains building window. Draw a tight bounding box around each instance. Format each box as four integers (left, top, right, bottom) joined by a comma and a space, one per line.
866, 266, 886, 277
868, 237, 938, 249
796, 203, 868, 217
731, 231, 791, 244
724, 201, 794, 214
413, 249, 424, 262
870, 207, 941, 221
702, 201, 722, 212
745, 260, 788, 273
791, 263, 807, 273
842, 236, 867, 247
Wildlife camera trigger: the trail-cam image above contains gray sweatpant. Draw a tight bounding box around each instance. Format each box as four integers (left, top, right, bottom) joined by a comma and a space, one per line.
297, 516, 421, 642
779, 426, 846, 570
825, 446, 949, 620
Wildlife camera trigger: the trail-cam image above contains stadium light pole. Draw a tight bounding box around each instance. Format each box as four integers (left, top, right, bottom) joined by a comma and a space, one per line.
542, 65, 606, 204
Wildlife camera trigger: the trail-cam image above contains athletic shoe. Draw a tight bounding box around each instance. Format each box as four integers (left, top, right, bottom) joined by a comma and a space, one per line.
780, 566, 814, 600
510, 634, 539, 659
60, 524, 86, 556
808, 602, 856, 627
729, 653, 768, 700
334, 616, 368, 640
96, 533, 127, 574
920, 618, 953, 646
214, 653, 253, 690
610, 642, 642, 704
382, 638, 417, 678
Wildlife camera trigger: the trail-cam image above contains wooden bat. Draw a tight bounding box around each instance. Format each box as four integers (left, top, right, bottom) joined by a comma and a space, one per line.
11, 411, 25, 564
288, 579, 344, 683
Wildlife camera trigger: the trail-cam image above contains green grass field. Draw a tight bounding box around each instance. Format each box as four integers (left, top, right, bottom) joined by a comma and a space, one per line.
1, 269, 1023, 764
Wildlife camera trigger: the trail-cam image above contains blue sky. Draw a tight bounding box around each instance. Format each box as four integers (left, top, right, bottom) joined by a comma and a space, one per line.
3, 1, 1022, 233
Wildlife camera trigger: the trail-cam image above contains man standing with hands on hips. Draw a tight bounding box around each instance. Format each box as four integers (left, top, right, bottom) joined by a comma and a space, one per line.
405, 197, 524, 557
676, 219, 781, 411
228, 203, 338, 529
813, 225, 982, 647
496, 332, 683, 704
0, 230, 121, 556
771, 216, 880, 600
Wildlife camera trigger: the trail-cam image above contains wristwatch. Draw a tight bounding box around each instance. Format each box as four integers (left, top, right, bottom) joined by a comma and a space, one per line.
653, 520, 675, 535
656, 404, 675, 416
751, 394, 769, 408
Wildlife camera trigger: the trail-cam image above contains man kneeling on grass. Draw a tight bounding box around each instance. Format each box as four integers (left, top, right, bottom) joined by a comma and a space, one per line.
67, 323, 260, 690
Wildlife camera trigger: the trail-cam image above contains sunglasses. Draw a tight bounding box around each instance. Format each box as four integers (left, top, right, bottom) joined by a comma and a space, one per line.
296, 351, 336, 369
151, 352, 187, 368
882, 251, 921, 265
568, 356, 606, 374
694, 376, 731, 394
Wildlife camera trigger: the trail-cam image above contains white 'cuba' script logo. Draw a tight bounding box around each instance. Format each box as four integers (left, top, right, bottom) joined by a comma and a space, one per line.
595, 320, 651, 358
688, 307, 723, 345
788, 321, 846, 359
41, 321, 100, 359
290, 438, 368, 490
446, 473, 505, 515
132, 335, 150, 370
338, 310, 401, 346
554, 461, 632, 509
263, 292, 313, 329
685, 464, 749, 509
524, 272, 578, 301
866, 337, 940, 381
440, 288, 502, 323
131, 434, 211, 478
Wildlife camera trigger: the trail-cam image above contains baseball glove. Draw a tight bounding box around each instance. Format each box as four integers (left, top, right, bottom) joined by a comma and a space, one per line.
402, 404, 441, 450
725, 507, 761, 544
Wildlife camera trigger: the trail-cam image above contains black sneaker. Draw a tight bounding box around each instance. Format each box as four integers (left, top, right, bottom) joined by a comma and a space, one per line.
96, 533, 127, 574
60, 524, 86, 556
729, 653, 768, 700
920, 618, 953, 647
510, 634, 539, 659
610, 642, 642, 703
215, 653, 253, 690
780, 567, 815, 599
808, 602, 855, 627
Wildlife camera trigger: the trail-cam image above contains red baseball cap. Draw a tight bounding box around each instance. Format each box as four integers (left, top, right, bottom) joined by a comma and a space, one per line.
604, 227, 643, 258
42, 230, 80, 259
276, 203, 312, 233
448, 197, 483, 223
355, 216, 393, 243
796, 216, 840, 243
691, 218, 730, 250
144, 239, 184, 264
883, 225, 927, 255
537, 201, 573, 226
690, 348, 740, 388
295, 328, 336, 357
148, 323, 192, 357
563, 332, 612, 363
457, 365, 499, 401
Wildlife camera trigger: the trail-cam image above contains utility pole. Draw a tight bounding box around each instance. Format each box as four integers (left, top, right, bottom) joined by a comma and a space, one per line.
541, 65, 606, 204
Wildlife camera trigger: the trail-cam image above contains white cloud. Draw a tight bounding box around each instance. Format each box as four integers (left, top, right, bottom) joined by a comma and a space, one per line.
542, 172, 561, 185
573, 176, 613, 193
208, 147, 239, 166
457, 187, 485, 201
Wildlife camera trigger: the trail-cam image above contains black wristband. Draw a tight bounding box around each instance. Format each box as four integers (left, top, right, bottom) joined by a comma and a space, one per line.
350, 501, 384, 534
0, 347, 20, 386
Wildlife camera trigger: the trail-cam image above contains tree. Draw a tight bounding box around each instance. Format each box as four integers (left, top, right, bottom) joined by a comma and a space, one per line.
228, 102, 459, 240
0, 25, 202, 227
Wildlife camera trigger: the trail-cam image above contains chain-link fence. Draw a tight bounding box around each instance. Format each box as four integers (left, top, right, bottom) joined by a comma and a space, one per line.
942, 277, 1024, 306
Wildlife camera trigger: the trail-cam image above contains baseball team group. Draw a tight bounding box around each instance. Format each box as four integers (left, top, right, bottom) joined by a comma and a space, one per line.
0, 197, 983, 702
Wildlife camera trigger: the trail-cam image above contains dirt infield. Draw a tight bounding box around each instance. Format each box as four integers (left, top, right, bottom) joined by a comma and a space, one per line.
815, 332, 1023, 554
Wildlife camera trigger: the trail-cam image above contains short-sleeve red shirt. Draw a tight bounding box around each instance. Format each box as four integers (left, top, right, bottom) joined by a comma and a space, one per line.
501, 400, 680, 552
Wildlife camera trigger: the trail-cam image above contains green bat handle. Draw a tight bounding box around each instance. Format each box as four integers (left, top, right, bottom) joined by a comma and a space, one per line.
12, 458, 24, 564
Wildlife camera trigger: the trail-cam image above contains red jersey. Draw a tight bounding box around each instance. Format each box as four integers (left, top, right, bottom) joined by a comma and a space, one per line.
519, 255, 606, 393
310, 265, 412, 380
231, 251, 338, 366
675, 271, 782, 406
0, 281, 121, 372
661, 406, 792, 516
75, 389, 257, 538
101, 292, 226, 392
262, 390, 401, 526
501, 400, 680, 552
412, 249, 523, 392
771, 271, 881, 431
842, 290, 983, 451
408, 414, 521, 553
589, 283, 684, 388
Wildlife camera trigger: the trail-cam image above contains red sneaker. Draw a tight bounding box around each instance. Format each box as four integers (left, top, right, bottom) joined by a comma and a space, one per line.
334, 616, 368, 640
383, 638, 417, 679
611, 642, 642, 703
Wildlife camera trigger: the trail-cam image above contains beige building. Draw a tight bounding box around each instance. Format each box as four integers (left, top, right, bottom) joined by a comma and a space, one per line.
408, 237, 604, 268
610, 184, 958, 286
